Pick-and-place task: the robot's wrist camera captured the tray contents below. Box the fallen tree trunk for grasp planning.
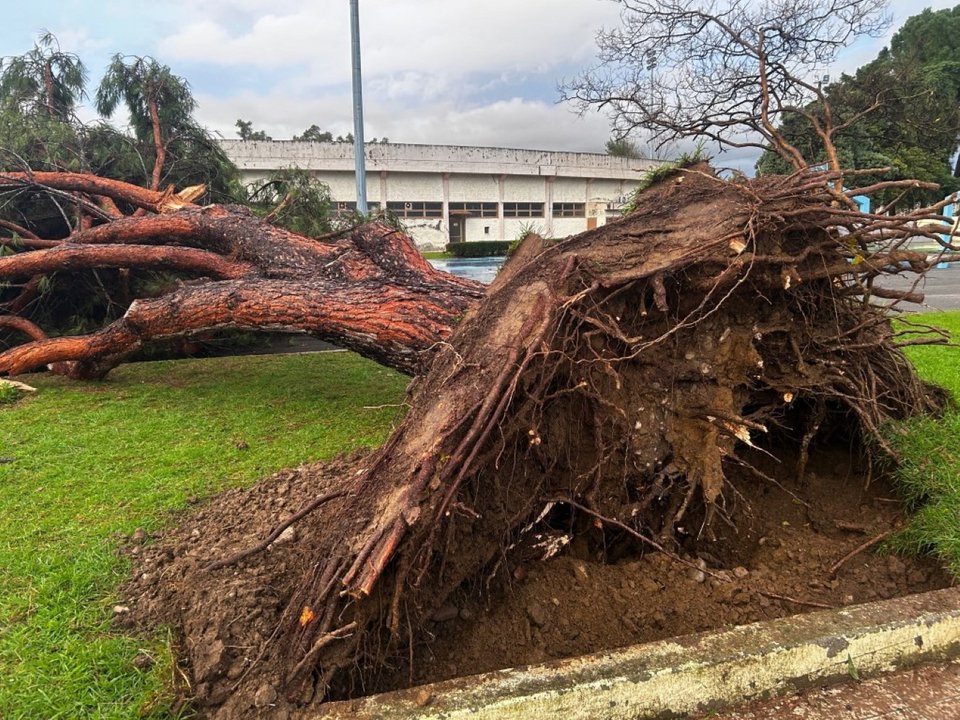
[0,171,484,378]
[153,165,946,717]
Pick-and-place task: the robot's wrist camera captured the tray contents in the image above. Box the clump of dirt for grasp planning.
[120,445,950,719]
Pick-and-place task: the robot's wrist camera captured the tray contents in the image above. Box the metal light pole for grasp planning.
[349,0,368,214]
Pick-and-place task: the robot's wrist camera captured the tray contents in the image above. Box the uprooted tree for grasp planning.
[3,0,960,716]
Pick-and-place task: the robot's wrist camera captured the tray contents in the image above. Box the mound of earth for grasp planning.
[119,443,950,718]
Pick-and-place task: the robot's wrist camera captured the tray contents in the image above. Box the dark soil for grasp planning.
[119,444,951,719]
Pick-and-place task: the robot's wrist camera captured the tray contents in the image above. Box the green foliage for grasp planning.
[605,137,642,158]
[245,168,336,237]
[235,118,271,141]
[757,6,960,207]
[884,311,960,576]
[0,31,86,121]
[0,351,408,718]
[95,55,195,146]
[622,143,708,214]
[293,124,333,142]
[0,381,20,404]
[446,240,513,257]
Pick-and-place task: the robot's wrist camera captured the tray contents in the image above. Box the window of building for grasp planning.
[334,201,381,213]
[386,201,443,218]
[503,202,544,217]
[448,201,498,217]
[552,202,586,218]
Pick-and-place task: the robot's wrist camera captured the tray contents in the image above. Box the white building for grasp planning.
[219,140,660,250]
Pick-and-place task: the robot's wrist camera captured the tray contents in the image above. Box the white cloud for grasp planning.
[159,0,620,88]
[157,0,960,159]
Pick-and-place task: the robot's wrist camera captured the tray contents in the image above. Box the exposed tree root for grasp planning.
[200,165,943,711]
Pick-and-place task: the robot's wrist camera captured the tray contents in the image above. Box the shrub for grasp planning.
[0,382,20,404]
[445,241,513,257]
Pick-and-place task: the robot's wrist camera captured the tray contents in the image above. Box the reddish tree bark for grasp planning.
[0,172,484,379]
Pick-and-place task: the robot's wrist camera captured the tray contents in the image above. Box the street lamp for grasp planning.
[350,0,368,214]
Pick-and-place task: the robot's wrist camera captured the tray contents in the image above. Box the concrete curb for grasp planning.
[314,586,960,719]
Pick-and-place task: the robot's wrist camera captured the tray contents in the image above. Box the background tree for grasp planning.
[0,41,240,349]
[756,5,960,207]
[605,136,642,158]
[96,55,196,190]
[0,31,86,121]
[235,118,272,141]
[562,0,890,186]
[292,124,333,142]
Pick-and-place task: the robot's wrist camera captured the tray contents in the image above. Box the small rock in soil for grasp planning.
[193,637,225,682]
[526,603,548,628]
[112,604,130,615]
[733,566,749,578]
[689,558,707,583]
[459,607,474,621]
[413,688,433,707]
[272,526,297,546]
[254,683,277,708]
[131,527,147,544]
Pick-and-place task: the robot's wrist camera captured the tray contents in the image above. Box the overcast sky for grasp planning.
[1,0,958,167]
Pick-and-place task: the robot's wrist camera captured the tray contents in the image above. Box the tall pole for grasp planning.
[350,0,368,214]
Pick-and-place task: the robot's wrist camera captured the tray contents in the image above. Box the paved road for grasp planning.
[877,266,960,312]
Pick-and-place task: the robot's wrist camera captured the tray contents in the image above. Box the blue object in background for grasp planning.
[941,196,955,243]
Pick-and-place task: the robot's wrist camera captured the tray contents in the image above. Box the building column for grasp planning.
[378,171,388,209]
[497,174,506,241]
[544,176,555,238]
[442,172,450,240]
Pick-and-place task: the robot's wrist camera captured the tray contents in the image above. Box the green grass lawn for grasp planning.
[0,351,408,719]
[886,312,960,574]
